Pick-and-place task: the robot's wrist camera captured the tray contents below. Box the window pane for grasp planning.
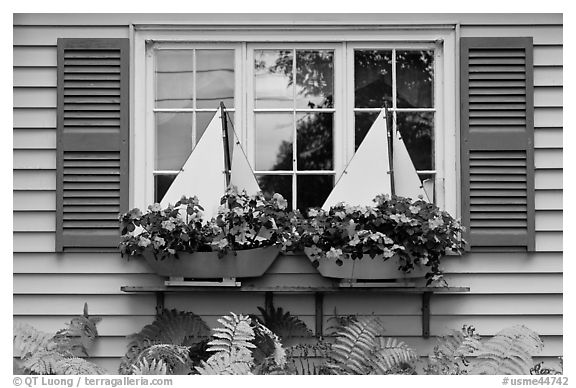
[354,111,380,151]
[254,50,294,109]
[155,50,194,109]
[297,112,333,170]
[396,50,434,108]
[257,175,293,209]
[418,173,435,203]
[297,175,334,212]
[155,174,177,203]
[254,113,293,171]
[196,50,235,109]
[295,50,334,109]
[354,50,392,108]
[155,113,193,170]
[396,112,434,171]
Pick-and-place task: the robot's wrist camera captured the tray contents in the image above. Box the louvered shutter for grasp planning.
[56,38,129,251]
[460,37,535,251]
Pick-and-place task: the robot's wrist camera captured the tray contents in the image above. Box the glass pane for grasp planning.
[297,175,334,213]
[155,174,177,203]
[354,111,379,151]
[155,113,193,170]
[254,50,294,108]
[396,112,434,171]
[155,50,194,109]
[255,113,293,171]
[297,113,333,170]
[396,50,434,108]
[354,50,392,108]
[295,50,334,109]
[257,175,293,209]
[196,50,235,109]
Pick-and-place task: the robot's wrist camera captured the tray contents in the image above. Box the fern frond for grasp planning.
[424,325,481,375]
[57,303,101,355]
[14,323,55,359]
[196,349,253,375]
[371,338,419,375]
[21,349,65,375]
[132,358,168,375]
[471,325,544,375]
[285,342,331,375]
[119,309,210,374]
[255,304,313,345]
[54,357,107,375]
[134,344,191,375]
[326,317,383,375]
[206,313,256,356]
[251,320,286,369]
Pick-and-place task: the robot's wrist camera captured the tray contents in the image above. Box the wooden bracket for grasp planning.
[315,292,324,337]
[155,291,165,316]
[421,292,431,338]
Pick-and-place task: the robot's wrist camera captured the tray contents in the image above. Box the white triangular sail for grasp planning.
[229,135,261,197]
[393,129,430,202]
[322,110,392,210]
[160,107,261,218]
[322,109,429,210]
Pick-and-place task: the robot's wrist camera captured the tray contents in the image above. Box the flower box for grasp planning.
[142,246,281,279]
[304,248,426,280]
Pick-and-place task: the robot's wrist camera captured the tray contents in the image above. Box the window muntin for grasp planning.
[148,41,443,211]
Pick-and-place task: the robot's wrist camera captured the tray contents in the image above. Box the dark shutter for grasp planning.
[56,38,129,252]
[460,37,535,252]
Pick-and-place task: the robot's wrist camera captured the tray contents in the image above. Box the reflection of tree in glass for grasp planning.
[397,112,434,171]
[257,50,434,209]
[258,51,335,210]
[396,51,434,108]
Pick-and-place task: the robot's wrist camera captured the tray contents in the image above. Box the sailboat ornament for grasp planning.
[160,103,260,218]
[160,103,431,217]
[322,108,431,209]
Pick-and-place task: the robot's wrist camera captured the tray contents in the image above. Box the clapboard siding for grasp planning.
[12,251,563,274]
[14,129,57,149]
[13,191,56,211]
[11,314,563,336]
[12,14,563,370]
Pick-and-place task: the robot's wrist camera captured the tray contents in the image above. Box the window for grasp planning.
[134,27,457,215]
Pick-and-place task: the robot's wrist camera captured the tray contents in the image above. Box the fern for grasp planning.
[471,325,544,375]
[206,313,256,355]
[196,350,254,375]
[255,304,313,345]
[55,303,102,356]
[132,358,168,375]
[54,358,107,375]
[119,309,210,374]
[371,337,419,375]
[134,345,190,374]
[284,342,331,375]
[14,304,105,375]
[14,324,55,359]
[21,349,66,375]
[326,317,384,375]
[424,325,481,375]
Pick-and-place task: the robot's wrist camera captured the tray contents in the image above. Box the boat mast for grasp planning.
[220,101,232,186]
[384,104,395,196]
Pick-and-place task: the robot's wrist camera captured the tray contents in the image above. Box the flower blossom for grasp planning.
[326,247,343,260]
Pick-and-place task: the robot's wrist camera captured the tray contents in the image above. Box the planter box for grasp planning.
[304,248,426,280]
[142,246,281,279]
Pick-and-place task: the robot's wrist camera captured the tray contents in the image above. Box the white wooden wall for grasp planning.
[13,13,562,372]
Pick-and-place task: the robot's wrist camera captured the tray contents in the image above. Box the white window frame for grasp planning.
[132,25,458,216]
